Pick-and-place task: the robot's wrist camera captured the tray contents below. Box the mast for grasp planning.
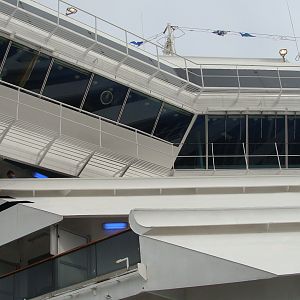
[163,23,176,55]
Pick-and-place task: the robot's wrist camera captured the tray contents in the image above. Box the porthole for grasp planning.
[100,90,114,105]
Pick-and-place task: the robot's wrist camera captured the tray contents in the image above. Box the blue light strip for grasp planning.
[33,172,48,179]
[102,222,128,230]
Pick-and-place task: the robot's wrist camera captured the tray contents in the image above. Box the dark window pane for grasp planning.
[248,115,285,168]
[209,156,246,169]
[0,37,9,67]
[238,70,279,77]
[239,77,280,88]
[154,104,193,144]
[202,69,237,76]
[208,116,226,143]
[1,42,51,93]
[279,71,300,78]
[43,60,90,108]
[203,76,238,87]
[120,90,162,133]
[83,74,128,121]
[175,116,206,169]
[280,78,300,88]
[0,275,13,300]
[288,116,300,168]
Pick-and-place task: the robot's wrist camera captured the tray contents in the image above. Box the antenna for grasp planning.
[163,23,177,55]
[285,0,300,61]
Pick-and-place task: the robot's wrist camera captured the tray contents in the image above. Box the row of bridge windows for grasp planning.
[0,37,193,144]
[176,115,300,169]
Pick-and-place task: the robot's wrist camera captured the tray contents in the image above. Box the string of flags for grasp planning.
[129,26,299,47]
[180,26,298,41]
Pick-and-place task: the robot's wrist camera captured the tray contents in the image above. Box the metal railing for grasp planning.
[2,0,300,109]
[0,80,176,177]
[0,230,141,300]
[175,142,299,170]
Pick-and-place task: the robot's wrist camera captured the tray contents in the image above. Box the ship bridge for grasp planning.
[1,0,300,299]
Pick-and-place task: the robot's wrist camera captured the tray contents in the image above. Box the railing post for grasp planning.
[57,0,60,25]
[211,143,216,171]
[125,30,129,55]
[184,58,189,82]
[59,104,62,136]
[242,142,248,170]
[16,87,20,120]
[275,142,282,170]
[94,17,98,41]
[156,45,160,70]
[135,130,139,159]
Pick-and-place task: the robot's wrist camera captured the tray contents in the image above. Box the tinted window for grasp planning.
[175,115,206,169]
[203,76,239,87]
[239,77,280,88]
[288,116,300,167]
[154,104,193,144]
[43,60,91,107]
[83,74,128,121]
[208,115,246,169]
[0,42,51,93]
[280,78,300,88]
[120,90,162,133]
[202,69,237,76]
[248,115,285,168]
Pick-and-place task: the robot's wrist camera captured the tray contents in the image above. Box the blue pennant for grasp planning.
[240,32,256,38]
[212,30,228,36]
[130,41,144,46]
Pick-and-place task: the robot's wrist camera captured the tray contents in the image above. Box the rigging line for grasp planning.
[178,26,300,40]
[285,0,300,60]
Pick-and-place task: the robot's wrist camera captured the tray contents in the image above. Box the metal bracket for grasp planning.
[113,158,138,178]
[35,136,58,165]
[76,151,96,177]
[0,120,15,145]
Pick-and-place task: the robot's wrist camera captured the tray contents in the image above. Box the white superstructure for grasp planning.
[0,1,300,299]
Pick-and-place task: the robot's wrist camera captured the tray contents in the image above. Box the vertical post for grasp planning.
[95,17,98,41]
[246,114,249,167]
[184,58,189,82]
[135,130,139,159]
[243,142,248,170]
[16,87,20,120]
[99,117,102,148]
[205,114,208,170]
[59,104,62,136]
[57,0,60,25]
[275,142,282,170]
[211,143,216,171]
[285,113,288,169]
[156,45,160,70]
[125,30,129,55]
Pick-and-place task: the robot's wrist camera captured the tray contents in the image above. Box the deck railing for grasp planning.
[0,230,140,300]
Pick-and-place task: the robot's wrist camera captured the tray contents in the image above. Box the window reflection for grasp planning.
[175,116,206,169]
[119,90,162,133]
[0,42,51,93]
[248,115,285,168]
[83,74,128,121]
[43,60,91,108]
[288,115,300,167]
[208,115,246,169]
[154,104,193,144]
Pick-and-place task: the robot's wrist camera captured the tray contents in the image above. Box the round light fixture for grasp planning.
[279,48,288,62]
[66,6,78,16]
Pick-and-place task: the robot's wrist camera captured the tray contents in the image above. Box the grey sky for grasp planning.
[40,0,300,62]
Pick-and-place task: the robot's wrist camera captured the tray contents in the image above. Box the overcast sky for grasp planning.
[39,0,300,62]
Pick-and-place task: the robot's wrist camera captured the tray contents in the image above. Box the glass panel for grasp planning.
[279,70,300,78]
[175,116,206,169]
[83,74,128,121]
[202,69,237,76]
[14,260,54,300]
[56,245,96,290]
[43,60,91,107]
[208,115,246,169]
[238,70,279,77]
[0,42,51,93]
[154,104,193,144]
[248,115,285,168]
[239,77,280,88]
[288,116,300,167]
[0,37,9,69]
[96,231,140,276]
[0,275,14,300]
[280,78,300,88]
[120,90,162,133]
[203,76,239,87]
